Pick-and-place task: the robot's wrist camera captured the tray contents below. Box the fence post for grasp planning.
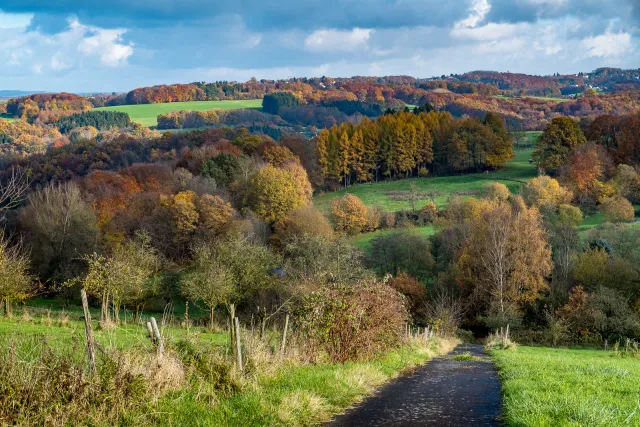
[234,317,243,371]
[150,317,164,357]
[80,289,97,375]
[280,314,290,357]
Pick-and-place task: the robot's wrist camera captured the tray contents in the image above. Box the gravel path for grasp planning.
[327,343,502,427]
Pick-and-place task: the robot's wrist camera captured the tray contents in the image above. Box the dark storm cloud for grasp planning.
[4,0,469,33]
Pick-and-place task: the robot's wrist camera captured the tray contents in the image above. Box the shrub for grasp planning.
[557,204,583,226]
[419,202,438,224]
[383,212,397,228]
[299,280,408,363]
[601,196,635,223]
[387,273,426,321]
[521,176,573,208]
[485,182,510,201]
[365,205,384,232]
[274,206,334,245]
[418,167,429,177]
[331,194,369,235]
[558,286,640,343]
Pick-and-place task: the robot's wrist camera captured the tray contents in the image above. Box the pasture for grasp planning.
[352,225,436,252]
[491,346,640,426]
[314,149,537,213]
[94,99,263,127]
[0,302,453,426]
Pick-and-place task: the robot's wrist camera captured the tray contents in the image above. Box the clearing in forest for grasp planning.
[94,99,263,127]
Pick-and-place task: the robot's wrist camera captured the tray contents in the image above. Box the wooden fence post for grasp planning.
[146,322,154,343]
[150,317,164,357]
[234,317,243,371]
[80,289,97,375]
[280,314,290,357]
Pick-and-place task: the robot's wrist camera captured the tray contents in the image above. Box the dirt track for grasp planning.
[327,343,501,427]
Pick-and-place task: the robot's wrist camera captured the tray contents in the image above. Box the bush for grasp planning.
[601,196,635,223]
[387,273,426,321]
[299,280,408,363]
[485,182,510,201]
[331,194,369,235]
[418,202,438,224]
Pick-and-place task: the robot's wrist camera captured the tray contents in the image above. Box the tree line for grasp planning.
[315,111,513,188]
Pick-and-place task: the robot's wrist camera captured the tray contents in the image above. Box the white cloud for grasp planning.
[454,0,491,29]
[304,28,372,52]
[582,31,632,58]
[76,23,134,67]
[50,52,70,71]
[452,22,521,40]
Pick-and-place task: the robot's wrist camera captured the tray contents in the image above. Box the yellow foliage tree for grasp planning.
[331,194,369,235]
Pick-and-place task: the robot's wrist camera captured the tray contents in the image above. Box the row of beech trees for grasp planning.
[315,111,514,188]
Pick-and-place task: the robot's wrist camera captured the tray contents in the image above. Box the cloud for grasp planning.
[455,0,491,29]
[76,23,134,66]
[50,52,70,70]
[582,31,632,58]
[452,22,521,40]
[304,28,372,52]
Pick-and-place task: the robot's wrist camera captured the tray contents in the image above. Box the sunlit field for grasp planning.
[491,346,640,426]
[94,99,263,127]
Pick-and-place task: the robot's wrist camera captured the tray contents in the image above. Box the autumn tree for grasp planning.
[19,183,98,287]
[181,244,234,328]
[0,235,33,316]
[274,206,334,246]
[245,164,307,224]
[79,231,160,324]
[331,194,369,235]
[533,117,586,173]
[601,196,635,223]
[457,199,552,326]
[521,176,573,208]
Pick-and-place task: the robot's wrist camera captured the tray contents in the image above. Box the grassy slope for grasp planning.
[94,99,263,127]
[491,346,640,426]
[314,149,537,213]
[352,225,436,252]
[0,306,455,426]
[152,339,454,426]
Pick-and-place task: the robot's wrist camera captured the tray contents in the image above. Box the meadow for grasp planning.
[94,99,263,127]
[491,346,640,426]
[314,149,538,213]
[0,303,455,426]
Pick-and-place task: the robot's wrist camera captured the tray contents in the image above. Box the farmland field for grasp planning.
[94,99,263,127]
[314,149,537,213]
[491,346,640,426]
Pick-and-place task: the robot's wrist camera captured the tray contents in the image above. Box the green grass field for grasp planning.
[352,225,436,252]
[314,149,537,213]
[0,301,454,426]
[94,99,263,127]
[491,346,640,426]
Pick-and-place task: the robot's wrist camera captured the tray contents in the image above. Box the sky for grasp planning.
[0,0,639,93]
